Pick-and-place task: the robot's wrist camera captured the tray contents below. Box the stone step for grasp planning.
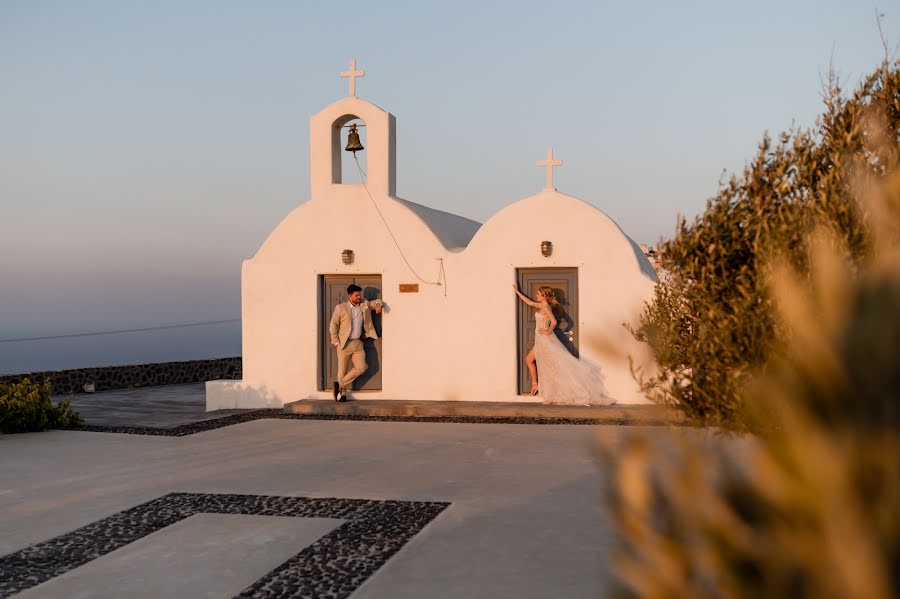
[282,399,686,425]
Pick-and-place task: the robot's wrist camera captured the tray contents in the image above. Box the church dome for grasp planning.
[465,188,657,282]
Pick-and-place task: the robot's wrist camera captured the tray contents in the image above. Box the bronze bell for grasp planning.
[345,124,364,154]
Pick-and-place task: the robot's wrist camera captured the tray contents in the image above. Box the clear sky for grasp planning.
[0,1,895,368]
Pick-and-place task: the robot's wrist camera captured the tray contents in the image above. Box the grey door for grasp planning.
[516,268,579,394]
[320,275,383,390]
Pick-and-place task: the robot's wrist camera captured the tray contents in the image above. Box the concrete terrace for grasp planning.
[1,383,709,598]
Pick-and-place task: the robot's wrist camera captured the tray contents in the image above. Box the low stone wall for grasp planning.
[0,357,242,395]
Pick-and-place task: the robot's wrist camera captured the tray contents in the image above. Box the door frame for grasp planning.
[515,267,580,394]
[318,274,384,391]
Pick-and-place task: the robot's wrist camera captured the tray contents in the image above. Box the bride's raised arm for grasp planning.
[511,283,541,308]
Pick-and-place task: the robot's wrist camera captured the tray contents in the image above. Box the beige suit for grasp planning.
[329,301,379,389]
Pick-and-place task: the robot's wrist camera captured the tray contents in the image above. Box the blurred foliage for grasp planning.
[630,59,900,430]
[602,185,900,598]
[0,378,83,434]
[604,57,900,598]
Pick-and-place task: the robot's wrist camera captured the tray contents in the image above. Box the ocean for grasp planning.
[0,321,241,374]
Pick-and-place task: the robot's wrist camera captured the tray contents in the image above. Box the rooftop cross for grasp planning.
[340,59,365,97]
[536,147,563,190]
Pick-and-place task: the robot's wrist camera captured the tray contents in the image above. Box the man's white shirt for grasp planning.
[349,302,363,340]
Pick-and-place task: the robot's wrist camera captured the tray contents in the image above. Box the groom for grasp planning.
[329,284,383,402]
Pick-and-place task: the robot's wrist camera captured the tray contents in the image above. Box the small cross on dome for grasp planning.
[536,148,563,190]
[340,59,365,97]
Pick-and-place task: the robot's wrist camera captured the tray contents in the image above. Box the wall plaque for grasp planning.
[399,284,419,293]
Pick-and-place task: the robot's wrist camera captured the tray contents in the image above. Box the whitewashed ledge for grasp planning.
[205,379,688,425]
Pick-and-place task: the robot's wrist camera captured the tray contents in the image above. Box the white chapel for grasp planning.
[206,61,658,410]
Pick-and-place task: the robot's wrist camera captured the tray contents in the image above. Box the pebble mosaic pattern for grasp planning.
[65,408,679,436]
[0,492,449,599]
[1,357,242,395]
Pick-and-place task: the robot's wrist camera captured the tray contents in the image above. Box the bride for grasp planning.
[512,283,615,405]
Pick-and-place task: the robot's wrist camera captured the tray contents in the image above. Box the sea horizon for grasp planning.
[0,321,241,375]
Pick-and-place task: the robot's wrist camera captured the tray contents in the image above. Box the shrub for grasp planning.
[601,194,900,598]
[0,378,84,434]
[631,59,900,430]
[602,58,900,598]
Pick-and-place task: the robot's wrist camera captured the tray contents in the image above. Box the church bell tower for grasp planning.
[309,59,397,199]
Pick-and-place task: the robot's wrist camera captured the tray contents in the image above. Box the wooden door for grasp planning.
[516,268,579,394]
[320,275,383,390]
[353,275,383,389]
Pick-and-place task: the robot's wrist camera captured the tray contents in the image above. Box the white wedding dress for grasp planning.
[533,311,615,405]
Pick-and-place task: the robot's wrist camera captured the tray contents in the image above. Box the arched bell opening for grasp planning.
[331,114,368,185]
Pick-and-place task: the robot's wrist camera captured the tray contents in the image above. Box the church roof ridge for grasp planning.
[387,195,482,253]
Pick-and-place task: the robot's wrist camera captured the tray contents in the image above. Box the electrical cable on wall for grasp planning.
[353,154,446,292]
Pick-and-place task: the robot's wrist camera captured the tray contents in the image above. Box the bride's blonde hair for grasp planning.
[536,286,561,311]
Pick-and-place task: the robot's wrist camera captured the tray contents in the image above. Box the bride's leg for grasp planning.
[526,347,539,394]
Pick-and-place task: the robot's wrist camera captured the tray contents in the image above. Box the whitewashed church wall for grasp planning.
[229,187,656,408]
[210,94,657,410]
[450,191,656,405]
[239,184,455,406]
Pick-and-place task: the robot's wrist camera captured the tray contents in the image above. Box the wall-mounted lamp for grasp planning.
[540,240,553,258]
[342,249,354,265]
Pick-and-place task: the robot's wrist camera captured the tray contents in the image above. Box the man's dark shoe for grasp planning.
[333,382,340,402]
[339,393,347,402]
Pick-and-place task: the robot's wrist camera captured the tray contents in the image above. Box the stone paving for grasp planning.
[1,384,722,598]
